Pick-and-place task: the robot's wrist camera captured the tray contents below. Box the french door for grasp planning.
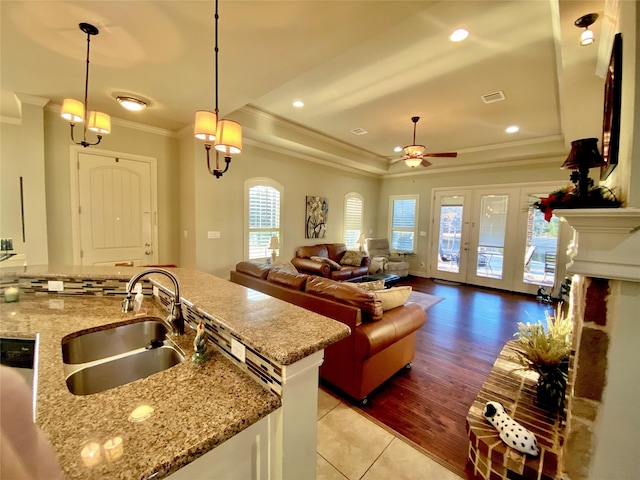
[430,183,569,295]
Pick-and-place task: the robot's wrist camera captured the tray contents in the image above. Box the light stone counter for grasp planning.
[0,266,350,479]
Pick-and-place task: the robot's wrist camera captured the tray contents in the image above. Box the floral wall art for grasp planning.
[305,196,328,238]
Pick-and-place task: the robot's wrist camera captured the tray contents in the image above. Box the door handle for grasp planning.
[145,250,152,255]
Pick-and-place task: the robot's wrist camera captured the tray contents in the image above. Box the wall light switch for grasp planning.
[231,338,246,363]
[207,231,221,239]
[183,230,188,238]
[47,280,64,292]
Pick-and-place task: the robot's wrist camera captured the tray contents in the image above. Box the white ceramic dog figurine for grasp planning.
[483,401,539,456]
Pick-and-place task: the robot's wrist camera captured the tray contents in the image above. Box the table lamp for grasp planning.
[561,138,606,200]
[269,236,279,263]
[356,233,365,252]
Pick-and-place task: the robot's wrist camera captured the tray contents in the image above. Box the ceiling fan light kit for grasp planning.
[400,116,457,168]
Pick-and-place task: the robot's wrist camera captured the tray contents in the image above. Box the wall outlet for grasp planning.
[231,338,246,363]
[207,231,221,239]
[419,231,427,237]
[152,286,159,297]
[47,280,64,292]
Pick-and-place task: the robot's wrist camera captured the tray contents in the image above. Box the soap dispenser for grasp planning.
[133,284,144,313]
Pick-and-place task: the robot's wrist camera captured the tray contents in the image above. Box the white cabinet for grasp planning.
[167,411,277,480]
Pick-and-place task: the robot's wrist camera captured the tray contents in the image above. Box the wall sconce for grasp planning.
[61,23,111,148]
[194,0,242,178]
[269,236,279,264]
[575,13,599,46]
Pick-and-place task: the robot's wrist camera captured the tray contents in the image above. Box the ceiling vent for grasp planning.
[481,91,506,104]
[350,127,368,136]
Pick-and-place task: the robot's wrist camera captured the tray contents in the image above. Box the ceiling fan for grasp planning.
[391,116,457,168]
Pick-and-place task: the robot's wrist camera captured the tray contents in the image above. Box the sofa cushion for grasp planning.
[374,286,412,311]
[326,243,348,263]
[267,269,308,290]
[305,276,383,321]
[340,250,366,266]
[310,256,341,270]
[356,279,385,292]
[235,261,271,280]
[296,244,329,259]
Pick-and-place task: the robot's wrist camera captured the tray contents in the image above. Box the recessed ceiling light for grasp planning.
[394,146,403,153]
[505,125,519,133]
[292,100,304,108]
[116,96,147,111]
[450,28,469,42]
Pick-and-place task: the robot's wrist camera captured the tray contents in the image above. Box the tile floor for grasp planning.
[316,388,463,480]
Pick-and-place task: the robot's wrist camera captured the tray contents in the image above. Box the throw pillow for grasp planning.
[340,250,365,266]
[374,286,412,311]
[271,261,298,274]
[310,256,341,270]
[356,279,385,292]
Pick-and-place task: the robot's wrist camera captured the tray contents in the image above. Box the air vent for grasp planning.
[481,91,506,104]
[350,127,368,136]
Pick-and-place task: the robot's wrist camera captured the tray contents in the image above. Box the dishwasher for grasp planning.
[0,333,39,420]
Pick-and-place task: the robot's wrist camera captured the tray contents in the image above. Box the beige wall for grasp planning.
[189,140,381,279]
[377,159,570,276]
[0,98,48,265]
[42,108,181,266]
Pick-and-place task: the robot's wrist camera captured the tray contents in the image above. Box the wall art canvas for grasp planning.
[600,32,622,180]
[305,196,328,238]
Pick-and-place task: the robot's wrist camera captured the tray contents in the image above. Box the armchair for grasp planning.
[364,238,410,277]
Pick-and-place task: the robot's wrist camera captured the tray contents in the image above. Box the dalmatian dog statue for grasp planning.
[483,401,539,456]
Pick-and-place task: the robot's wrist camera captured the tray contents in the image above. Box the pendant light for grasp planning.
[61,23,111,147]
[194,0,242,178]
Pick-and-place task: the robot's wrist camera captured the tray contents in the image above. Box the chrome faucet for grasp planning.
[121,268,185,335]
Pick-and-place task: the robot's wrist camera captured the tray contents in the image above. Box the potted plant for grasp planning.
[512,308,573,414]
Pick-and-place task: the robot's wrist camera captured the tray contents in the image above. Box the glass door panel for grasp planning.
[523,199,559,288]
[431,191,471,283]
[476,195,508,279]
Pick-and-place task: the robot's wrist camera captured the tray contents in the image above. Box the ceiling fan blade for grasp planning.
[420,159,433,168]
[423,152,458,158]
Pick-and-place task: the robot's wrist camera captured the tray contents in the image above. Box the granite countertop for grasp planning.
[0,266,350,479]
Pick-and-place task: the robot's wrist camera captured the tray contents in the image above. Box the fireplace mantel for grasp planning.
[554,208,640,282]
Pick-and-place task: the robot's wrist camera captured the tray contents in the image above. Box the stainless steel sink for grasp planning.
[62,318,185,396]
[62,318,169,364]
[65,345,184,396]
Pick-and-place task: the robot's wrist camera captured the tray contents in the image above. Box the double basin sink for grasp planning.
[62,318,185,396]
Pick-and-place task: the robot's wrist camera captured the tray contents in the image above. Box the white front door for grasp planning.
[76,152,156,266]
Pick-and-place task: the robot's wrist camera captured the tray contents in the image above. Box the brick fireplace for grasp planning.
[555,208,640,479]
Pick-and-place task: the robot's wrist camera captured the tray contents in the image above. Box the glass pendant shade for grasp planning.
[404,158,422,168]
[87,111,111,134]
[214,119,242,154]
[581,29,594,46]
[61,99,85,123]
[403,144,425,157]
[194,110,217,142]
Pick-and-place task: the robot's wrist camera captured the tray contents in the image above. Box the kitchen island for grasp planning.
[0,265,350,479]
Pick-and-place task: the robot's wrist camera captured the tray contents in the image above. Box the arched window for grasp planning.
[344,192,364,249]
[245,178,283,261]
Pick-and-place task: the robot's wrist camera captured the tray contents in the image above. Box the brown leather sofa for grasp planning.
[290,243,370,280]
[230,261,426,404]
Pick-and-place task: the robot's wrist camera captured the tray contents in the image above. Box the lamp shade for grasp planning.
[356,233,365,245]
[269,236,279,250]
[194,110,217,142]
[404,157,423,168]
[87,111,111,134]
[561,138,605,170]
[214,119,242,155]
[581,29,595,46]
[61,99,85,123]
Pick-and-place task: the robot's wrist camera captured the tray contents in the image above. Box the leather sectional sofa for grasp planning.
[230,261,426,404]
[290,243,370,280]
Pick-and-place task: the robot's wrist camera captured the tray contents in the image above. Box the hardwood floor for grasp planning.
[338,276,555,478]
